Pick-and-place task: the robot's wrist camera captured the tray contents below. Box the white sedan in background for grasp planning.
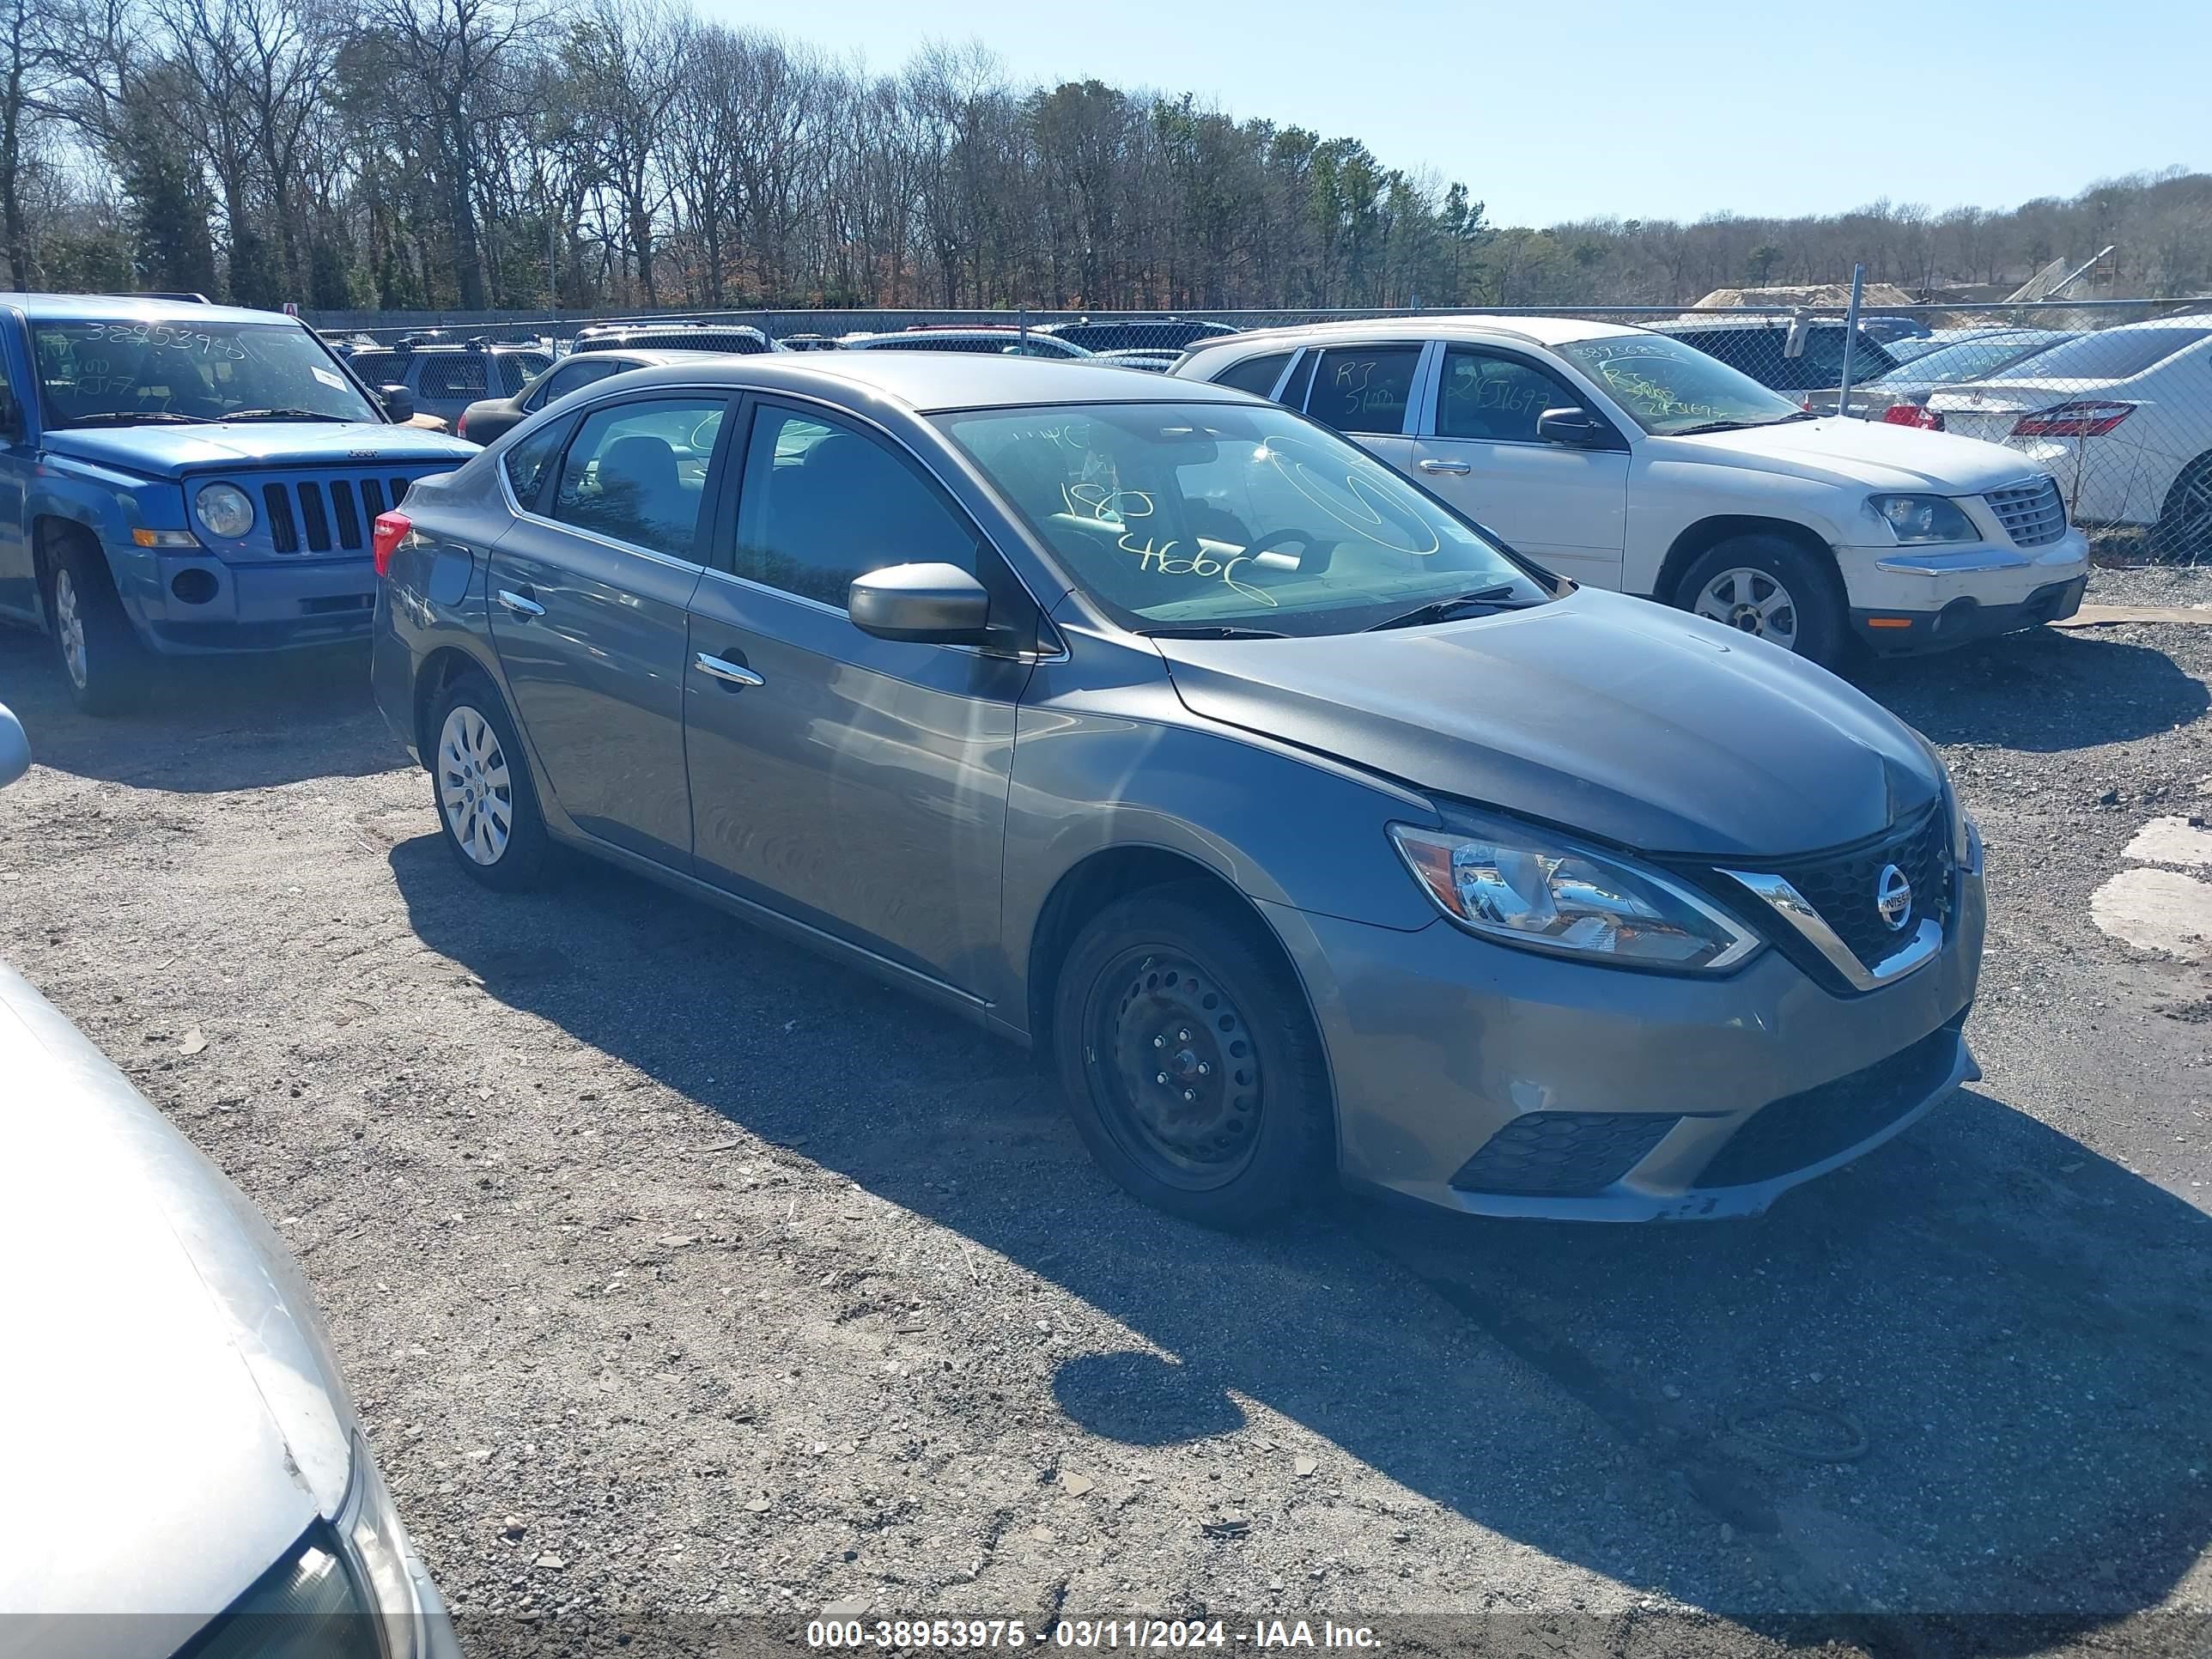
[0,707,459,1659]
[1173,317,2091,665]
[1926,313,2212,561]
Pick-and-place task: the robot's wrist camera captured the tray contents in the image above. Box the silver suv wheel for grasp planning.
[1693,566,1800,651]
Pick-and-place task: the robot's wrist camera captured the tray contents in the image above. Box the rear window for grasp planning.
[1985,326,2209,382]
[1212,351,1292,398]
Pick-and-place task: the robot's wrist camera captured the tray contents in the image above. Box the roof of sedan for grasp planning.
[2,292,302,326]
[613,352,1255,412]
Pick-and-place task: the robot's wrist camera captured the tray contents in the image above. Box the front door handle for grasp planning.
[495,587,545,618]
[694,652,764,689]
[1418,459,1472,475]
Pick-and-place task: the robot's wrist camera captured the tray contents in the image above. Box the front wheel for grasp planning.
[1050,884,1334,1230]
[1674,533,1848,668]
[46,539,150,716]
[428,672,553,890]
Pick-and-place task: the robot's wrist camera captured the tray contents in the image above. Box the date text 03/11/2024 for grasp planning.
[805,1618,1383,1649]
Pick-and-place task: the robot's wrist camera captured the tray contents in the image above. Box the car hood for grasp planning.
[1653,415,2041,493]
[40,420,477,478]
[0,962,355,1650]
[1155,586,1941,858]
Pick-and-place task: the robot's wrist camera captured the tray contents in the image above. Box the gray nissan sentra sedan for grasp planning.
[368,355,1984,1229]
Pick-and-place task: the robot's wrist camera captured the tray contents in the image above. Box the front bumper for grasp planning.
[124,550,380,654]
[1258,858,1984,1220]
[1838,526,2089,653]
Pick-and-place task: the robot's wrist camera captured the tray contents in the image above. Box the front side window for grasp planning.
[1304,346,1422,434]
[1553,333,1805,435]
[550,397,727,560]
[732,405,980,607]
[1437,349,1578,443]
[939,401,1551,637]
[30,319,381,428]
[1212,351,1293,399]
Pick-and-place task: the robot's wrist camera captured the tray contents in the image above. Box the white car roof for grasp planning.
[1182,313,1651,357]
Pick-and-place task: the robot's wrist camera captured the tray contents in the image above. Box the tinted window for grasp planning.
[1985,325,2209,382]
[1304,346,1422,434]
[502,420,568,507]
[1213,352,1292,398]
[1438,349,1577,442]
[530,356,622,410]
[415,355,487,398]
[1865,332,2072,386]
[550,398,726,559]
[732,406,978,607]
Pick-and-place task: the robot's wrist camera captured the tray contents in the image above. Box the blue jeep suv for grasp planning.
[0,294,477,713]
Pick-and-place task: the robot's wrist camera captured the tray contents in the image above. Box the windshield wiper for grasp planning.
[1671,411,1817,435]
[1136,624,1288,641]
[62,410,215,428]
[217,408,356,423]
[1364,585,1539,632]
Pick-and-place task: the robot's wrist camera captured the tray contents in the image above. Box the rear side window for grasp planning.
[1304,345,1423,434]
[732,405,979,607]
[1212,351,1292,398]
[502,420,568,507]
[415,355,487,398]
[550,397,728,560]
[530,356,622,410]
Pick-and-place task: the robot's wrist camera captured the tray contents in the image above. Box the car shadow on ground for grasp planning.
[1850,627,2208,750]
[0,633,396,792]
[391,836,2212,1645]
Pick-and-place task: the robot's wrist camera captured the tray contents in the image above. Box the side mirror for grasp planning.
[1536,406,1614,448]
[0,703,30,790]
[848,562,993,645]
[378,384,416,423]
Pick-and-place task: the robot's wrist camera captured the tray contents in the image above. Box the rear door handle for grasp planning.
[694,652,764,689]
[1418,459,1472,475]
[495,587,544,618]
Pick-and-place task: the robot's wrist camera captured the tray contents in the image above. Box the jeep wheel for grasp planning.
[46,538,151,716]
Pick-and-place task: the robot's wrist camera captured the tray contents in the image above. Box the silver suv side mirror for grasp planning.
[0,704,28,790]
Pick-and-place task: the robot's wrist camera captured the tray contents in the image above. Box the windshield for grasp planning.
[937,402,1554,636]
[31,319,381,428]
[1552,333,1804,434]
[1865,332,2072,386]
[1984,325,2209,383]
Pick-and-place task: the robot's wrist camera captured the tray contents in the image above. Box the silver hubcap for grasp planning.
[1694,567,1800,651]
[437,705,514,866]
[54,570,88,690]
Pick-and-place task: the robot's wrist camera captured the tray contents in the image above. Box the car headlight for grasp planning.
[195,482,257,540]
[1389,813,1760,971]
[1944,779,1982,875]
[1869,493,1975,544]
[195,1437,422,1659]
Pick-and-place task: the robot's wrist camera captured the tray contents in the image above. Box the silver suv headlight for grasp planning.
[1869,493,1975,544]
[1390,812,1760,971]
[195,482,257,540]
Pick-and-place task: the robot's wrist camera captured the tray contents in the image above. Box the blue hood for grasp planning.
[40,421,477,479]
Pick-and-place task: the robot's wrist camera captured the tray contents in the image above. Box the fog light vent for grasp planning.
[170,568,219,605]
[1450,1112,1680,1196]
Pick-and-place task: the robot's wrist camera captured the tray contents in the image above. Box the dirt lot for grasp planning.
[3,571,2210,1658]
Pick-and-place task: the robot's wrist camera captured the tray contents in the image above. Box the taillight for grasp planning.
[2012,401,2136,438]
[371,510,411,578]
[1881,404,1944,430]
[454,411,470,439]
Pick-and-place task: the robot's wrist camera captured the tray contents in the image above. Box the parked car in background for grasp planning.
[1856,315,1934,347]
[454,348,724,445]
[1646,315,1902,401]
[337,339,552,429]
[1924,314,2212,560]
[776,333,842,351]
[1814,328,2080,422]
[1094,348,1182,373]
[838,327,1095,358]
[0,293,477,713]
[369,353,1984,1229]
[1038,317,1240,354]
[568,322,776,356]
[0,701,462,1659]
[1173,316,2087,665]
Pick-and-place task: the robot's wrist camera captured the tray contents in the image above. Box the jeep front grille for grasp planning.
[262,475,415,555]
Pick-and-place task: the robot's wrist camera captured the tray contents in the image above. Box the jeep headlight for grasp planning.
[1869,493,1975,544]
[195,483,257,540]
[1390,812,1760,971]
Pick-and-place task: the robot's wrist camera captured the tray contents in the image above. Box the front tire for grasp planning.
[46,538,150,716]
[1050,883,1334,1230]
[1674,533,1848,667]
[2151,453,2212,564]
[428,672,552,890]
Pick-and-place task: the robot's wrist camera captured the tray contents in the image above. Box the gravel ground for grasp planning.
[3,569,2209,1659]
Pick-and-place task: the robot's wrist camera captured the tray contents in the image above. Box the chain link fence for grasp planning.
[313,297,2212,562]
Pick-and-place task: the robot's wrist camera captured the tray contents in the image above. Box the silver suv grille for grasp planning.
[1984,476,2067,548]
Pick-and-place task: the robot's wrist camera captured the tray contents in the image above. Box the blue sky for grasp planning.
[694,0,2206,227]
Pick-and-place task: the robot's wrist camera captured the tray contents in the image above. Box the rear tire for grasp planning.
[1674,533,1849,668]
[2150,452,2212,564]
[428,672,553,890]
[46,536,150,716]
[1050,882,1334,1230]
